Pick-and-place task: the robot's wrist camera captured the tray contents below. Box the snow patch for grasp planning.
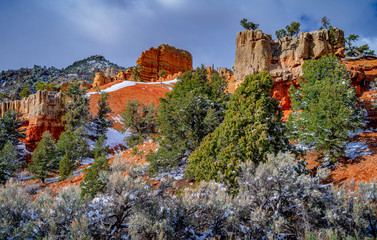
[106,128,131,148]
[152,165,185,181]
[86,78,177,96]
[345,141,372,160]
[81,158,95,165]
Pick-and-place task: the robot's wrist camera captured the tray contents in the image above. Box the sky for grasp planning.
[0,0,377,71]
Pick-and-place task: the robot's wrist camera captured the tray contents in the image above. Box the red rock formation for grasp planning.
[343,59,377,95]
[0,90,65,151]
[136,44,192,82]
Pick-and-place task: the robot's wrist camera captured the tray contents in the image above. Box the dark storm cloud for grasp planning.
[0,0,376,71]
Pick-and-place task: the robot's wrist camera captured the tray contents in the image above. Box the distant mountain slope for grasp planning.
[0,55,126,101]
[63,55,126,75]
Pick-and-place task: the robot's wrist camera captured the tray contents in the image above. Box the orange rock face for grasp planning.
[136,44,192,82]
[343,58,377,95]
[92,71,128,88]
[88,80,174,129]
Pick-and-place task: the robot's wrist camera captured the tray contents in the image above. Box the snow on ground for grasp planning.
[152,165,185,181]
[106,128,131,148]
[345,141,372,160]
[81,158,95,165]
[86,79,177,96]
[17,142,31,156]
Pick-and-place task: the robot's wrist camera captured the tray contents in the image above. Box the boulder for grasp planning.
[92,72,111,88]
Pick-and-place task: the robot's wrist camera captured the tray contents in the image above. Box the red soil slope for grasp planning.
[88,81,173,129]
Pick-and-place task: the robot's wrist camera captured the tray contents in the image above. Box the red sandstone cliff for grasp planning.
[136,44,192,82]
[233,28,363,109]
[0,90,65,151]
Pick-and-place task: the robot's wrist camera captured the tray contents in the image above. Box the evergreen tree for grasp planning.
[28,131,59,183]
[287,54,364,162]
[63,81,90,133]
[92,92,113,139]
[56,129,88,167]
[80,135,109,198]
[276,21,301,38]
[60,81,90,168]
[19,86,31,98]
[121,100,158,148]
[240,18,259,30]
[0,142,18,184]
[186,71,292,190]
[321,16,330,29]
[59,153,72,181]
[147,66,230,174]
[0,110,26,151]
[275,29,287,40]
[345,34,375,57]
[286,21,300,37]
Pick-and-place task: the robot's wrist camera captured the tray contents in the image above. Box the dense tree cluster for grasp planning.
[186,71,293,189]
[146,66,230,174]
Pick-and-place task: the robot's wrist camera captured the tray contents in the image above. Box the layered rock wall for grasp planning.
[136,44,192,82]
[234,28,345,109]
[0,90,65,151]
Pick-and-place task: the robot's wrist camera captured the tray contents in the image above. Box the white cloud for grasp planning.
[359,37,377,52]
[157,0,187,8]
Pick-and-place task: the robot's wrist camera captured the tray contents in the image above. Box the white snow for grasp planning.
[81,158,95,165]
[345,141,372,160]
[105,128,131,148]
[86,78,177,96]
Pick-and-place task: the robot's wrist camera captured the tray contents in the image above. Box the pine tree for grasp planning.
[28,131,59,183]
[240,18,259,30]
[287,54,364,162]
[147,66,230,174]
[63,81,90,133]
[59,153,72,181]
[186,71,292,190]
[0,141,18,184]
[92,92,113,140]
[56,129,88,167]
[0,110,26,150]
[121,100,158,148]
[80,135,109,198]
